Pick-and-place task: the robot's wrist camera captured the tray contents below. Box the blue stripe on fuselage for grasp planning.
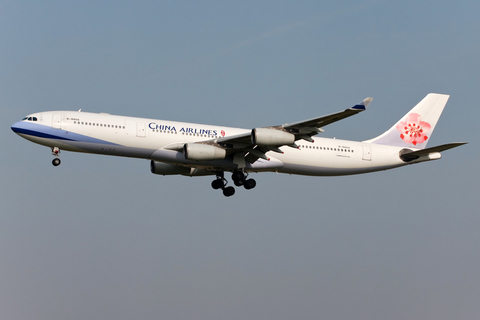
[11,121,119,145]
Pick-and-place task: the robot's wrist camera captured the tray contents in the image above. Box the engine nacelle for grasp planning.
[150,161,190,175]
[183,143,226,161]
[251,128,295,146]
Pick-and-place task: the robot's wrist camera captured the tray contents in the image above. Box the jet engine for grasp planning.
[150,161,190,175]
[251,128,295,146]
[150,161,216,176]
[183,143,226,161]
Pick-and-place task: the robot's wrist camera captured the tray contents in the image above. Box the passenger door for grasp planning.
[362,145,371,161]
[136,122,146,137]
[52,114,62,129]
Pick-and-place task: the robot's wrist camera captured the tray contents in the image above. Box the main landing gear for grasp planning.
[211,171,256,197]
[51,147,61,166]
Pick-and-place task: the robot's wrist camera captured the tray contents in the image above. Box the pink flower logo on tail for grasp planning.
[396,113,431,146]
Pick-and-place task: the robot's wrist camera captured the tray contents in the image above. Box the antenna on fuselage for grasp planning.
[78,109,82,112]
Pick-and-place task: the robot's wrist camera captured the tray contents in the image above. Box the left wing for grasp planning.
[178,97,372,166]
[280,97,372,142]
[220,97,372,143]
[217,97,371,164]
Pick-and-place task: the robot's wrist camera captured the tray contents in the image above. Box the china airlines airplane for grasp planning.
[11,93,465,196]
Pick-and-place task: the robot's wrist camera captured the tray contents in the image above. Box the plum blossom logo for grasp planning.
[396,113,431,146]
[221,130,225,137]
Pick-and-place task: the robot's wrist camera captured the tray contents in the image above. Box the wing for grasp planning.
[203,97,373,165]
[172,97,372,168]
[281,97,372,142]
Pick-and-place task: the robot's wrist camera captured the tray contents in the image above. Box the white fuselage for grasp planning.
[12,110,433,176]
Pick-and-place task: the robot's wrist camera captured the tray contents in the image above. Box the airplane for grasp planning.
[11,93,466,197]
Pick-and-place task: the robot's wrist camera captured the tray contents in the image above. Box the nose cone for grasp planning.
[11,121,23,134]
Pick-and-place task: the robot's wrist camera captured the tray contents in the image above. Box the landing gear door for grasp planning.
[136,122,146,137]
[362,145,371,161]
[52,114,62,129]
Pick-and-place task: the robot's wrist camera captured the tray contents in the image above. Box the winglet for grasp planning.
[350,97,373,111]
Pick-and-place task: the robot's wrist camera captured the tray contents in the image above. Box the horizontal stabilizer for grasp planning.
[400,142,467,162]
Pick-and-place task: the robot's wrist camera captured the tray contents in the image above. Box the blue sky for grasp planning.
[1,1,479,319]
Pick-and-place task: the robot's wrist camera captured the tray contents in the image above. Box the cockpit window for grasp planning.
[22,116,38,121]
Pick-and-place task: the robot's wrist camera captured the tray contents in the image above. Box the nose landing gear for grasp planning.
[51,147,61,166]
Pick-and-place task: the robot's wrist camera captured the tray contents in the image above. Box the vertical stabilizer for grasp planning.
[364,93,449,149]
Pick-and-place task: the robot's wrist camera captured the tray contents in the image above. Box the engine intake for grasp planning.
[251,128,295,146]
[184,143,226,161]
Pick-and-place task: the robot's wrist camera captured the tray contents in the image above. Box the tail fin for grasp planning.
[364,93,449,149]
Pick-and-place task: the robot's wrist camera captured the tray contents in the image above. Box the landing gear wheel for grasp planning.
[52,158,61,166]
[244,179,256,190]
[223,186,235,197]
[211,179,224,190]
[232,171,246,187]
[232,171,244,182]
